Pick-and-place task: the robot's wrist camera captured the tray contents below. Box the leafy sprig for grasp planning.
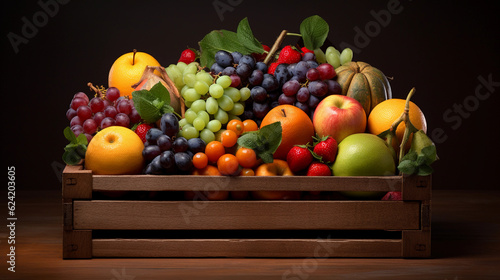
[62,127,88,165]
[132,81,176,123]
[237,121,282,163]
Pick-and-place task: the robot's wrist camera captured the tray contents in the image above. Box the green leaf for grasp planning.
[300,15,329,50]
[149,81,171,105]
[398,160,417,175]
[236,122,282,163]
[258,152,274,164]
[237,132,260,149]
[415,154,427,166]
[199,30,241,67]
[237,17,264,54]
[258,122,282,155]
[417,164,434,176]
[64,126,77,143]
[132,82,173,123]
[198,18,263,67]
[401,150,418,162]
[421,145,438,165]
[62,150,82,166]
[76,133,88,146]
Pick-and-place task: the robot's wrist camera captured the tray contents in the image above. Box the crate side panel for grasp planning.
[92,175,403,192]
[74,201,420,230]
[92,238,402,258]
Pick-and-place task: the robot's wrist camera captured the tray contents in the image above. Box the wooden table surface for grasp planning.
[2,189,499,280]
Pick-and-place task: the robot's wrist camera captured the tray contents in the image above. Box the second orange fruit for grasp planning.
[260,105,315,160]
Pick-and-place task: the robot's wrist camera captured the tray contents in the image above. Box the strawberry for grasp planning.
[252,44,271,61]
[312,136,338,163]
[287,145,313,172]
[178,49,196,64]
[135,123,153,143]
[306,162,332,176]
[300,47,314,56]
[277,45,301,64]
[268,62,279,75]
[381,192,402,201]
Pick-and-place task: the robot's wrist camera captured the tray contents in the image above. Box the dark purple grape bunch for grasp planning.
[279,61,341,118]
[65,87,141,143]
[210,50,281,125]
[143,113,205,175]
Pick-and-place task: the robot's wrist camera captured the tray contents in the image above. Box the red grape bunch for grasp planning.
[65,87,141,143]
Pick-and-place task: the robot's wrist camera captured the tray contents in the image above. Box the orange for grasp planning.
[220,130,238,147]
[227,119,245,136]
[108,50,161,98]
[192,165,221,176]
[260,105,315,160]
[217,154,240,176]
[192,152,208,169]
[205,141,225,163]
[242,119,258,132]
[85,126,144,174]
[236,147,257,168]
[367,99,427,151]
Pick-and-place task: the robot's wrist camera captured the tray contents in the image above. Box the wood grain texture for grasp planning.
[93,238,402,258]
[92,174,403,192]
[62,165,92,201]
[13,190,500,279]
[73,200,420,230]
[62,230,92,259]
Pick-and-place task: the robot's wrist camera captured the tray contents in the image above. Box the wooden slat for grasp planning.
[92,175,403,192]
[93,238,402,258]
[74,200,420,230]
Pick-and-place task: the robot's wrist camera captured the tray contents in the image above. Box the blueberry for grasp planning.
[255,61,268,73]
[239,55,256,68]
[214,50,234,67]
[231,51,243,64]
[210,63,224,74]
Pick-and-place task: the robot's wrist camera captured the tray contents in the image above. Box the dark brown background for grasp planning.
[2,0,499,190]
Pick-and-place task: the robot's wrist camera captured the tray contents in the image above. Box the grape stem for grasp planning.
[264,30,288,65]
[87,82,105,98]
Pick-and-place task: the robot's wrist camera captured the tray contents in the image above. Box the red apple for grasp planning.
[313,95,367,143]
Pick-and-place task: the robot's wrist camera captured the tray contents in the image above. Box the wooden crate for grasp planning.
[62,165,431,259]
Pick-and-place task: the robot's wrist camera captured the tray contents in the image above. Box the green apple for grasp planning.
[332,133,396,199]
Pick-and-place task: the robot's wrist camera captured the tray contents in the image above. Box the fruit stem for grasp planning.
[87,82,104,98]
[286,32,301,37]
[281,108,287,118]
[264,29,288,65]
[132,49,137,65]
[390,87,419,165]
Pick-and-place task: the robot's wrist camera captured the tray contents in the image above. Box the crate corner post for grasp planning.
[62,165,93,259]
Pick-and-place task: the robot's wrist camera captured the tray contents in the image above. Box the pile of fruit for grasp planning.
[62,15,438,200]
